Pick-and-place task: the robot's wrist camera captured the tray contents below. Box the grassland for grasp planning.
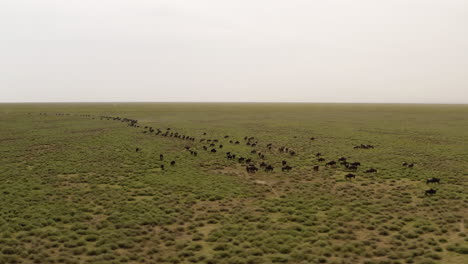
[0,103,467,264]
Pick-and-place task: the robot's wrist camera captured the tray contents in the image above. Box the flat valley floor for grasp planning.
[0,103,467,264]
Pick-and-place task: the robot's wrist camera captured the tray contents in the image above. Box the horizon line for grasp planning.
[0,101,467,105]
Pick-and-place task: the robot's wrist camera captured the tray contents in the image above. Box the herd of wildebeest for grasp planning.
[41,112,442,196]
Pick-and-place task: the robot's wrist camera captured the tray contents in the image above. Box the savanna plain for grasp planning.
[0,103,467,264]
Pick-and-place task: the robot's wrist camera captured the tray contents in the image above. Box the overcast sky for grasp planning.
[1,0,467,103]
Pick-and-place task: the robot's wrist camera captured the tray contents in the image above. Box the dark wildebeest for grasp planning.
[313,165,319,171]
[203,146,208,151]
[350,162,361,167]
[265,165,274,172]
[160,154,164,161]
[310,137,315,140]
[316,152,322,157]
[345,173,355,180]
[136,148,140,152]
[211,148,217,153]
[347,165,358,171]
[238,157,245,163]
[426,178,440,184]
[402,162,408,167]
[160,165,165,170]
[246,164,258,173]
[235,141,240,145]
[289,151,296,156]
[245,158,252,163]
[407,163,415,168]
[326,161,337,167]
[170,161,175,166]
[318,158,326,162]
[282,165,293,172]
[219,145,223,149]
[425,189,437,195]
[365,168,377,173]
[338,157,346,162]
[282,160,287,166]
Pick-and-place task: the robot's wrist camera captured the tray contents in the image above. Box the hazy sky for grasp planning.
[1,0,467,103]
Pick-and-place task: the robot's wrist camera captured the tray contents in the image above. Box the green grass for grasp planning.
[0,103,467,264]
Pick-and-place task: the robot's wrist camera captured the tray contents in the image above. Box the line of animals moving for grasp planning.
[38,112,442,196]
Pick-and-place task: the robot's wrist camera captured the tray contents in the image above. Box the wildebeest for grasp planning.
[425,188,437,195]
[316,152,322,157]
[170,161,175,166]
[365,168,377,173]
[313,165,319,171]
[310,137,315,140]
[160,154,164,161]
[238,157,245,163]
[338,157,346,162]
[426,177,440,184]
[345,173,355,180]
[282,160,287,166]
[246,164,258,173]
[211,148,217,153]
[265,165,274,172]
[160,165,165,170]
[326,161,336,167]
[402,162,408,167]
[318,158,326,162]
[219,145,223,149]
[407,163,414,168]
[135,148,140,152]
[282,165,293,172]
[350,162,361,167]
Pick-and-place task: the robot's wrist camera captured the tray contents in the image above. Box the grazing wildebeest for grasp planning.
[245,158,252,163]
[235,141,240,145]
[350,162,361,167]
[211,148,217,153]
[338,157,346,162]
[265,165,274,172]
[407,163,414,168]
[425,189,437,195]
[365,168,377,173]
[246,164,258,173]
[316,152,322,157]
[160,154,164,161]
[209,143,215,147]
[282,160,287,166]
[224,135,229,138]
[426,177,440,184]
[289,151,296,156]
[260,162,267,168]
[238,157,245,163]
[219,145,223,149]
[251,150,257,154]
[345,173,355,180]
[193,151,198,157]
[347,165,358,171]
[203,146,208,151]
[310,137,315,140]
[402,162,408,167]
[160,165,165,170]
[282,165,293,172]
[318,158,326,162]
[170,161,175,166]
[313,165,319,171]
[136,148,140,152]
[326,161,336,167]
